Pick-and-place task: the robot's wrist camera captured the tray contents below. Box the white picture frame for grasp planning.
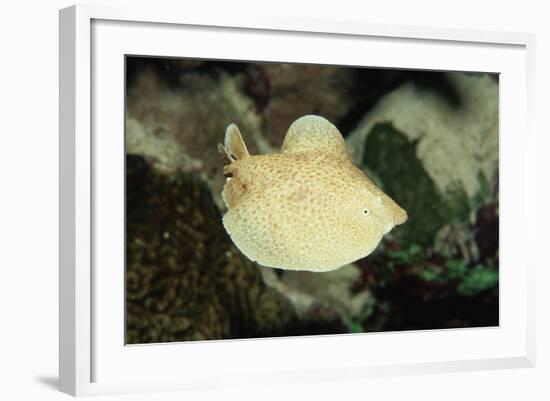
[59,4,536,397]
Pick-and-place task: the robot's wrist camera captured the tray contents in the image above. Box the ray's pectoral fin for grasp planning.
[281,115,348,158]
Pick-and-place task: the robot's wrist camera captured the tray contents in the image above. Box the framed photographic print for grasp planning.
[59,4,536,397]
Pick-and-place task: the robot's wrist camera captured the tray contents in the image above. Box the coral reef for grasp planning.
[347,73,499,198]
[126,154,297,343]
[347,73,498,243]
[126,65,263,208]
[346,73,499,332]
[125,57,499,343]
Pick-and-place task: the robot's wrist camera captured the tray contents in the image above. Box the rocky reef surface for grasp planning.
[125,58,499,342]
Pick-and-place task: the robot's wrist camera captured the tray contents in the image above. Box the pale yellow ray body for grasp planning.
[218,115,407,272]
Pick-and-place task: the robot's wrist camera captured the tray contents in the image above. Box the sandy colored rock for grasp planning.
[347,73,499,199]
[126,66,263,208]
[260,264,374,322]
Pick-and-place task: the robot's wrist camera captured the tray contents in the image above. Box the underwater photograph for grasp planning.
[125,56,499,344]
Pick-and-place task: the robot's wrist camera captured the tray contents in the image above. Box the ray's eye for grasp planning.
[363,209,369,215]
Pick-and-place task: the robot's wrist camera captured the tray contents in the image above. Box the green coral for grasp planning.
[387,243,422,262]
[444,259,498,296]
[382,242,498,297]
[445,259,469,279]
[456,264,499,296]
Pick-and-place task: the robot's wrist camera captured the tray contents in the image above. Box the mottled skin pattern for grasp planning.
[220,115,407,272]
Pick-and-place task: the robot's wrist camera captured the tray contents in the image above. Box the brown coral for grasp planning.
[126,154,296,343]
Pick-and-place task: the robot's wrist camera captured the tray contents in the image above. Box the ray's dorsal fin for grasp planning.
[281,115,348,158]
[224,123,250,161]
